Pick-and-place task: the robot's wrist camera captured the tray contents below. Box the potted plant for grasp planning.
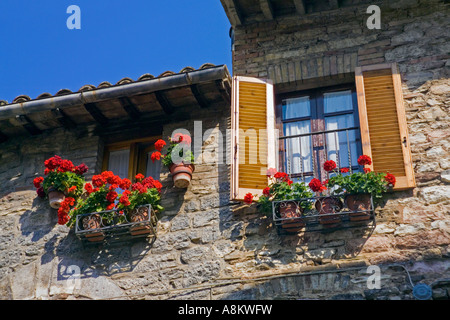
[33,155,88,209]
[245,169,313,233]
[151,134,195,188]
[60,170,126,242]
[309,173,343,228]
[326,155,396,221]
[116,173,164,236]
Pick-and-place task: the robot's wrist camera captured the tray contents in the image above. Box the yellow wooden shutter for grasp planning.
[231,76,276,200]
[355,63,415,190]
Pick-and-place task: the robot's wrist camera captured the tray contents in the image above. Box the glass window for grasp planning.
[278,86,362,182]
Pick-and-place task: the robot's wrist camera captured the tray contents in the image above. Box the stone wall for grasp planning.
[0,0,449,300]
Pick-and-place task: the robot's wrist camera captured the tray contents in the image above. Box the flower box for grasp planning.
[74,204,158,245]
[272,194,375,234]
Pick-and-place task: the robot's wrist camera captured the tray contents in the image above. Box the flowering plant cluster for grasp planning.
[151,133,195,168]
[33,155,88,199]
[243,169,313,216]
[323,155,396,199]
[60,171,163,227]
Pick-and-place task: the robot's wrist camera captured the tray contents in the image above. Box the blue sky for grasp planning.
[0,1,232,103]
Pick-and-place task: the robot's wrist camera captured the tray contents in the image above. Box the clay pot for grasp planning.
[345,193,372,222]
[169,163,195,188]
[279,201,305,233]
[129,206,151,236]
[82,214,104,242]
[48,187,65,209]
[315,197,343,227]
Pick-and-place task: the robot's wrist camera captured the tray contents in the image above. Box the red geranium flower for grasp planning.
[84,183,94,195]
[154,139,166,152]
[358,155,372,166]
[119,178,131,190]
[44,155,62,170]
[385,173,396,186]
[151,151,162,163]
[74,163,88,175]
[92,174,106,188]
[58,159,74,173]
[106,191,118,203]
[36,187,46,198]
[340,167,349,173]
[244,192,253,204]
[364,168,371,173]
[135,173,145,181]
[263,187,271,196]
[309,178,326,193]
[33,177,44,188]
[323,160,336,172]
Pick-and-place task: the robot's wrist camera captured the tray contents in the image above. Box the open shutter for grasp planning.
[355,63,415,190]
[231,76,276,200]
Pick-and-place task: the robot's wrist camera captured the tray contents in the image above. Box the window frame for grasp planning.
[102,136,162,181]
[276,83,363,181]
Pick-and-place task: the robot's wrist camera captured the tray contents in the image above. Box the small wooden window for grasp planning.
[102,137,162,181]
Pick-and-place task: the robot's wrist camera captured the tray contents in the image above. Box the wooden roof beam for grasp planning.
[221,0,244,26]
[119,97,142,120]
[190,84,210,109]
[293,0,306,15]
[15,115,42,135]
[154,91,175,115]
[84,102,109,125]
[51,108,77,129]
[260,0,274,20]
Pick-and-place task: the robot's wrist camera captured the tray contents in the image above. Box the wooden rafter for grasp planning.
[154,91,175,114]
[260,0,274,20]
[15,115,42,135]
[119,97,142,120]
[190,84,209,108]
[52,108,77,129]
[221,0,244,26]
[84,102,109,125]
[293,0,306,15]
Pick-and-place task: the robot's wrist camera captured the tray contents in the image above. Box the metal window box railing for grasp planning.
[75,204,158,245]
[272,194,376,234]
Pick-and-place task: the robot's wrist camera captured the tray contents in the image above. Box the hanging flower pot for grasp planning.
[129,205,152,236]
[279,201,305,233]
[47,187,66,209]
[345,193,372,222]
[315,197,343,227]
[81,213,105,242]
[169,163,195,188]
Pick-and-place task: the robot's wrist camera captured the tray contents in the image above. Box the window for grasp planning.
[230,62,415,201]
[278,85,362,183]
[102,137,162,181]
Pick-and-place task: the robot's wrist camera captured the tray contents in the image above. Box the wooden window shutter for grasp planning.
[355,63,415,190]
[231,76,277,200]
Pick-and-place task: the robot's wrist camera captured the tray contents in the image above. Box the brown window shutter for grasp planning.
[355,63,416,190]
[231,76,277,200]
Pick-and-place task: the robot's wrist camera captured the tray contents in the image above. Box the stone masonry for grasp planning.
[0,0,449,300]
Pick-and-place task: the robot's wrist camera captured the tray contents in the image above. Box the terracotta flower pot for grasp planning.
[129,206,151,236]
[315,197,343,228]
[82,213,105,242]
[345,193,372,222]
[169,163,195,188]
[279,202,305,233]
[48,187,65,209]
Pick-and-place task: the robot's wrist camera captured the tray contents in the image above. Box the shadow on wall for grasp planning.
[18,197,156,281]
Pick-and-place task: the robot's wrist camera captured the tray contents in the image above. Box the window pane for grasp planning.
[284,120,312,175]
[146,153,161,180]
[108,149,130,179]
[282,96,310,119]
[324,90,353,113]
[325,114,358,169]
